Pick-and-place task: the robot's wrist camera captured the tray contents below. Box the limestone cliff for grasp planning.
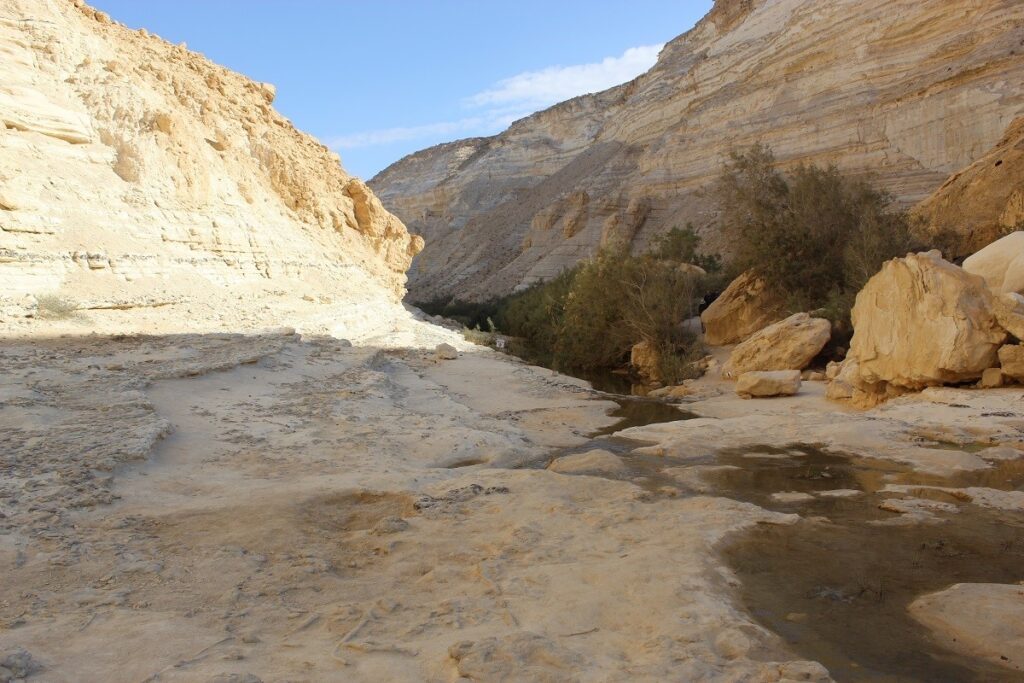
[372,0,1024,302]
[0,0,422,325]
[915,116,1024,256]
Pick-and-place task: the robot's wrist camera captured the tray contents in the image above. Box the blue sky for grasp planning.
[91,1,713,179]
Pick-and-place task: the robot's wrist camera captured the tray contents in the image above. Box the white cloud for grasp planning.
[329,44,662,151]
[328,118,486,150]
[465,44,663,110]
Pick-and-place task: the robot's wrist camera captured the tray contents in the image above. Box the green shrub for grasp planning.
[461,317,498,347]
[417,297,499,331]
[716,144,919,332]
[495,267,578,367]
[496,250,707,383]
[653,224,723,274]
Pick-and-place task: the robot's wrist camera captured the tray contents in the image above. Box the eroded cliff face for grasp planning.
[916,116,1024,256]
[0,0,422,325]
[372,0,1024,303]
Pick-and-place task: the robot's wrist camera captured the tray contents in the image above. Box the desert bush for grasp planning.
[495,267,578,366]
[417,297,499,331]
[35,294,78,319]
[716,144,918,332]
[496,249,707,383]
[461,317,498,347]
[653,224,723,274]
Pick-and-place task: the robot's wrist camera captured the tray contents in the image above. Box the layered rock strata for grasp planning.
[372,0,1024,302]
[916,118,1024,256]
[0,0,421,326]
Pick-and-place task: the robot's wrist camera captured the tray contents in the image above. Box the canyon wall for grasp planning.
[372,0,1024,302]
[0,0,422,325]
[916,116,1024,255]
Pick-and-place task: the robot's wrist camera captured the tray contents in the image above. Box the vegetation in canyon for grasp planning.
[424,146,926,380]
[716,144,920,337]
[423,227,718,384]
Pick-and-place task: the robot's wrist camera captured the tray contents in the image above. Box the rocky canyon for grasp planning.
[372,0,1024,302]
[2,1,1024,682]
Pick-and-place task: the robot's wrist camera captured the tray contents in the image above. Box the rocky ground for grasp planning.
[0,307,812,683]
[1,309,1023,682]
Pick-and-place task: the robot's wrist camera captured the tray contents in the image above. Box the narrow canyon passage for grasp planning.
[3,0,1023,680]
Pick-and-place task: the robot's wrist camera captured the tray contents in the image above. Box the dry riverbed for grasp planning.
[1,316,1023,682]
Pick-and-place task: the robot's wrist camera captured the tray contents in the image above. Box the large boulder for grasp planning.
[735,370,802,399]
[998,344,1024,382]
[722,313,831,379]
[839,251,1006,404]
[991,292,1024,340]
[700,271,784,346]
[963,231,1024,294]
[630,340,661,382]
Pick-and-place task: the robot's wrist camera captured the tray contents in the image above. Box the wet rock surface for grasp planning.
[5,310,1024,683]
[909,583,1024,673]
[601,441,1024,682]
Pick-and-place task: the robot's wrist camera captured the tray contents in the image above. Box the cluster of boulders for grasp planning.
[827,236,1024,406]
[699,279,832,398]
[702,232,1024,405]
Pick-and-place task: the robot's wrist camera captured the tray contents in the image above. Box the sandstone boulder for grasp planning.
[435,343,458,360]
[998,344,1024,382]
[825,359,857,401]
[843,251,1006,399]
[963,231,1024,294]
[547,449,628,476]
[991,292,1024,340]
[647,384,693,400]
[700,272,784,346]
[721,313,831,379]
[630,340,661,382]
[981,368,1005,388]
[735,371,801,399]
